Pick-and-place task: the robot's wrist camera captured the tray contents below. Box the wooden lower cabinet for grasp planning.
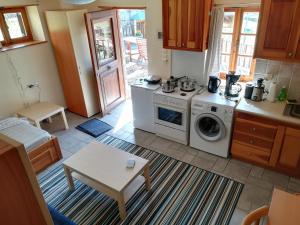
[231,112,300,178]
[276,128,300,176]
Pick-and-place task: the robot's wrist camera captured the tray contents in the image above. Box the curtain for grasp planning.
[203,7,224,85]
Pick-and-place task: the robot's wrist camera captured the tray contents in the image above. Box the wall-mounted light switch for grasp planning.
[158,32,163,39]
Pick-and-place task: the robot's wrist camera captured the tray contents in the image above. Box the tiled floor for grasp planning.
[40,100,300,225]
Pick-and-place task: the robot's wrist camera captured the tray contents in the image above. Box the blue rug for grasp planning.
[76,118,112,137]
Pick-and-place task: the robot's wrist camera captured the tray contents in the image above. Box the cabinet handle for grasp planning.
[250,140,254,144]
[182,43,185,47]
[288,52,293,57]
[252,127,256,132]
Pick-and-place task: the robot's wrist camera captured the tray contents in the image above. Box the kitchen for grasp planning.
[130,0,300,222]
[132,0,300,177]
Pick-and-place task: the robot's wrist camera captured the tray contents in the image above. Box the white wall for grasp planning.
[0,0,66,119]
[171,51,206,83]
[146,0,171,79]
[26,6,46,41]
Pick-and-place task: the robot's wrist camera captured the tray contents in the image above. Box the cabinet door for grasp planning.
[277,128,300,175]
[162,0,211,51]
[288,2,300,60]
[163,0,179,48]
[255,0,300,60]
[184,0,211,50]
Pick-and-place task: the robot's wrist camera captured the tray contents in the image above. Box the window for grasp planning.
[220,8,259,82]
[0,7,32,46]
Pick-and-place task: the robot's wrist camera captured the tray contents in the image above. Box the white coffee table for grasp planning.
[17,102,69,129]
[62,142,151,220]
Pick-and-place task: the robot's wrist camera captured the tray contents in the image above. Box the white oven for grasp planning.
[154,103,187,131]
[152,86,201,145]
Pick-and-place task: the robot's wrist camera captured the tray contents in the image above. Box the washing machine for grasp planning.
[189,91,237,158]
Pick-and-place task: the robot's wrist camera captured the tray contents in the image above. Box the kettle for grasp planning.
[251,78,265,101]
[208,76,221,93]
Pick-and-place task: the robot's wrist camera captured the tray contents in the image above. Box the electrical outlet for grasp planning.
[27,82,40,88]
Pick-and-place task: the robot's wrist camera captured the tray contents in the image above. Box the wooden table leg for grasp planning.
[144,163,151,191]
[61,110,69,130]
[34,120,41,129]
[47,117,52,123]
[64,166,75,191]
[117,193,127,220]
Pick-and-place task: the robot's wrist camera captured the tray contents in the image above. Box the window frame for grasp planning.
[220,7,260,82]
[0,7,33,46]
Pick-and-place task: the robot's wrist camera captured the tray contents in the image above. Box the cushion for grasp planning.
[48,205,76,225]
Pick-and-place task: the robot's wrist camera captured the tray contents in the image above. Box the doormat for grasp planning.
[76,118,112,137]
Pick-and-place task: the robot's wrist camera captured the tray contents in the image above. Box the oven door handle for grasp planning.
[154,103,186,113]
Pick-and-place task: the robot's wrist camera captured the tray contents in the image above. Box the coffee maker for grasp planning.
[224,71,242,97]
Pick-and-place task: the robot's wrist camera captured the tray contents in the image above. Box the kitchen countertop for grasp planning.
[236,98,300,126]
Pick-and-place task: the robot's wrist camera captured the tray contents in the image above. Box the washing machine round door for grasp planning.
[195,113,226,142]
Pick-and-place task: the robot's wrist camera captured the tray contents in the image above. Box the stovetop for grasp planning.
[154,86,204,101]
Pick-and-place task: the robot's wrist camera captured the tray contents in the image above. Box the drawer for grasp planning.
[235,118,277,140]
[233,132,274,150]
[231,141,270,165]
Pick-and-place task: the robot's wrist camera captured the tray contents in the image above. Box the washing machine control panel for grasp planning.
[192,103,234,122]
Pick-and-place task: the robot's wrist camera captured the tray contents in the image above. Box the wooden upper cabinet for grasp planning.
[254,0,300,61]
[163,0,212,51]
[277,127,300,176]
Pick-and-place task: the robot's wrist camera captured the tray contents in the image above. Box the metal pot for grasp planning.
[161,80,175,93]
[170,76,187,87]
[179,78,196,92]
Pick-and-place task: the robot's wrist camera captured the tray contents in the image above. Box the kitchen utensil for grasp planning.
[169,76,186,87]
[251,78,265,101]
[179,77,196,92]
[224,71,242,97]
[267,81,277,102]
[161,80,175,93]
[144,75,161,84]
[207,76,221,93]
[244,83,254,99]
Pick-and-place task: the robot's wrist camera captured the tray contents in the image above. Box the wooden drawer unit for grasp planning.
[235,118,277,140]
[232,111,300,178]
[233,132,274,150]
[231,112,278,166]
[232,141,270,165]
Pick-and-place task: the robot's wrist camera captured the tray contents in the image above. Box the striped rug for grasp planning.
[39,135,243,225]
